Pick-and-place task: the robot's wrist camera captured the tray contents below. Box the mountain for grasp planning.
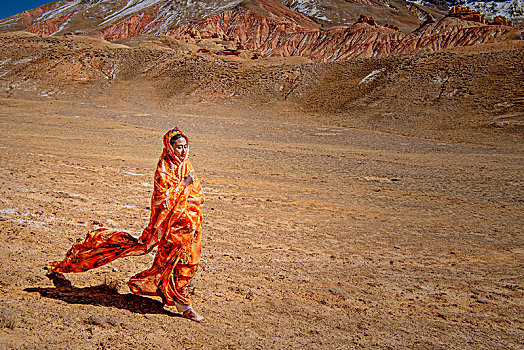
[0,0,437,35]
[0,0,521,61]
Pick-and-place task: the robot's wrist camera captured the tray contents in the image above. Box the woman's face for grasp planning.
[172,137,187,159]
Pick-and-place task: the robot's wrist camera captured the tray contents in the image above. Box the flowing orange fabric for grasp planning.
[47,127,205,307]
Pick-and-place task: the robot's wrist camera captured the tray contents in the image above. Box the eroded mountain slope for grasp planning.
[0,0,521,61]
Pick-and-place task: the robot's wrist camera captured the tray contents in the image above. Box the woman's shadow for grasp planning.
[24,272,182,318]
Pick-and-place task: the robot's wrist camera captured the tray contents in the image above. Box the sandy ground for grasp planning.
[0,95,523,349]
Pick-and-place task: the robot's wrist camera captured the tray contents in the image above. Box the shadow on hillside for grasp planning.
[24,272,182,317]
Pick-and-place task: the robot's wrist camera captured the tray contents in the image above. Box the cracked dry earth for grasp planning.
[0,96,522,349]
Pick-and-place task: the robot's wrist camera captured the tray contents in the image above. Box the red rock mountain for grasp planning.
[0,0,521,60]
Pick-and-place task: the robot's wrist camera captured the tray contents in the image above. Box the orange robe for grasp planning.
[47,127,204,307]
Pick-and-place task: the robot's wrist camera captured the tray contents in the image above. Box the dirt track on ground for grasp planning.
[0,94,523,349]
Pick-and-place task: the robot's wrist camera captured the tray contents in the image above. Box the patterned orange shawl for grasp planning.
[47,127,205,307]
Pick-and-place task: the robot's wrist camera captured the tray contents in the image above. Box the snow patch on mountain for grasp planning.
[406,1,431,20]
[100,0,164,25]
[36,0,102,22]
[52,15,73,35]
[359,68,385,84]
[403,0,523,20]
[142,0,243,34]
[282,0,326,19]
[282,0,398,24]
[457,0,524,19]
[406,0,432,6]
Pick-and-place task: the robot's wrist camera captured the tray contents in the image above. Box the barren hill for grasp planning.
[1,31,522,146]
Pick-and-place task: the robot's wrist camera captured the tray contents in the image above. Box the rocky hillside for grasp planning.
[166,7,521,60]
[0,0,522,61]
[0,31,522,144]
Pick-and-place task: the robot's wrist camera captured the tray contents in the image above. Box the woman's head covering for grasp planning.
[163,127,188,163]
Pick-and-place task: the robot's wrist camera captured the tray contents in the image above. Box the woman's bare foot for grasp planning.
[183,308,208,323]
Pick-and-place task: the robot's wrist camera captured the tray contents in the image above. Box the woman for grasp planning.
[46,127,207,323]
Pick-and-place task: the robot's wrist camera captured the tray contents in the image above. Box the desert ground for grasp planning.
[0,93,522,349]
[0,36,523,348]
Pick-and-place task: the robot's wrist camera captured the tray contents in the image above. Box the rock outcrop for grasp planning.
[27,13,74,36]
[357,15,377,26]
[492,15,513,27]
[446,5,513,26]
[98,12,160,41]
[447,5,488,23]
